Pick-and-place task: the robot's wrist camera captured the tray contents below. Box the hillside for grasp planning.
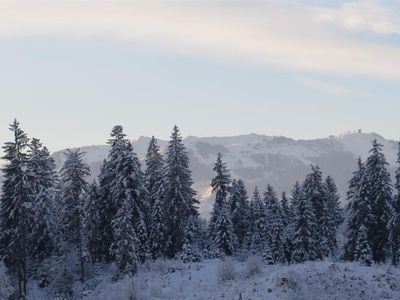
[51,131,398,215]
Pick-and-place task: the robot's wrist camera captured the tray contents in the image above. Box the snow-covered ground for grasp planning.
[27,258,400,300]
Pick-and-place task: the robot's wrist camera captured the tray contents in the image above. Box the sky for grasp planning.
[0,0,399,152]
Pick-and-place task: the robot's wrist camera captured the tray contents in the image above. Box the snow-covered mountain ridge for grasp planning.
[52,131,399,215]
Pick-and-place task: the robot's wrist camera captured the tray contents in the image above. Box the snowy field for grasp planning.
[27,258,400,300]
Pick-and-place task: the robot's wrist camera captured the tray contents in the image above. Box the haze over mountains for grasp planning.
[51,131,398,216]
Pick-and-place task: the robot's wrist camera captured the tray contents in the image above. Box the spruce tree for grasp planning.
[343,157,371,261]
[145,137,167,259]
[209,153,237,256]
[181,216,201,263]
[324,176,343,227]
[364,139,392,263]
[83,181,100,263]
[59,149,90,282]
[110,196,139,275]
[164,126,199,257]
[209,153,230,234]
[280,192,291,227]
[149,196,166,259]
[248,187,267,254]
[355,224,372,266]
[301,165,328,258]
[145,136,165,208]
[26,138,58,265]
[212,203,237,257]
[264,185,286,263]
[0,120,30,297]
[388,142,400,265]
[229,179,250,248]
[97,126,130,261]
[291,188,318,263]
[290,181,302,211]
[110,141,148,266]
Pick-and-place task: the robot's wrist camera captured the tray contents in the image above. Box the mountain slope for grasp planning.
[51,131,398,216]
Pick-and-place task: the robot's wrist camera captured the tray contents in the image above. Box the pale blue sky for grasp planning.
[0,0,399,151]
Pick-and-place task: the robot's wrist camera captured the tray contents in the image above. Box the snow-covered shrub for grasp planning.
[246,255,262,277]
[0,261,13,299]
[217,257,235,282]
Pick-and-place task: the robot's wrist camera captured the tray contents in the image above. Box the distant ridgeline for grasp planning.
[0,120,400,299]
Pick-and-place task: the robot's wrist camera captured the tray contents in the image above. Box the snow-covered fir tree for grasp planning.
[59,148,90,282]
[291,188,318,263]
[388,142,400,266]
[364,139,392,263]
[343,157,371,261]
[355,224,372,266]
[212,203,237,257]
[209,153,237,256]
[110,141,148,265]
[290,181,302,211]
[324,176,343,227]
[145,136,167,259]
[264,185,286,264]
[0,120,31,298]
[110,196,139,275]
[319,199,337,258]
[149,195,166,259]
[145,136,165,208]
[280,192,292,227]
[82,181,100,263]
[26,138,58,266]
[181,216,201,263]
[96,126,131,261]
[164,126,199,257]
[229,179,250,248]
[301,165,327,258]
[248,187,267,254]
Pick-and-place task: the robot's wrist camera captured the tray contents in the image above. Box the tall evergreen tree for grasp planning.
[364,139,392,263]
[388,142,400,265]
[0,120,30,297]
[209,153,237,256]
[248,187,267,254]
[212,203,237,256]
[264,185,286,263]
[149,195,166,259]
[290,181,302,211]
[96,126,131,261]
[324,176,343,227]
[164,126,199,257]
[110,196,139,275]
[82,181,100,263]
[145,136,165,208]
[26,138,58,265]
[291,188,318,263]
[181,216,201,263]
[355,224,372,266]
[229,179,250,248]
[343,157,371,261]
[280,192,291,227]
[301,165,327,258]
[110,141,148,265]
[59,149,90,282]
[145,137,167,258]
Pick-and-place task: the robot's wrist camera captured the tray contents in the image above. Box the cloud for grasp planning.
[315,1,400,34]
[296,77,357,96]
[0,0,400,80]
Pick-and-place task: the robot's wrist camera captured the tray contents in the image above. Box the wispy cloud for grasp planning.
[296,77,357,96]
[0,0,400,80]
[315,1,400,34]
